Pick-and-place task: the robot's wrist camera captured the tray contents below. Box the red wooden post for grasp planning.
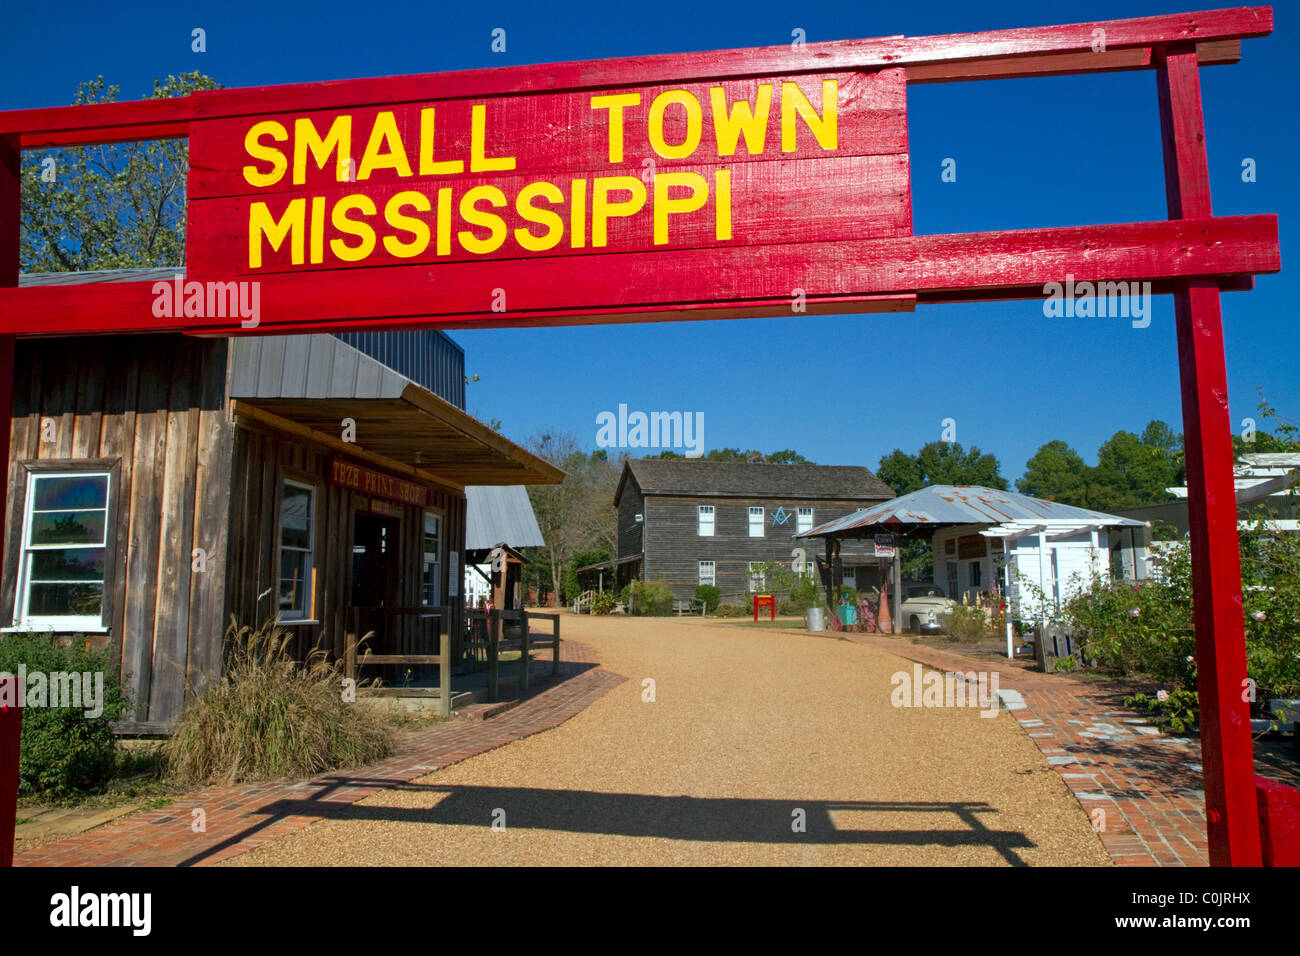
[0,677,19,867]
[1,131,19,870]
[1256,776,1300,866]
[1156,45,1262,867]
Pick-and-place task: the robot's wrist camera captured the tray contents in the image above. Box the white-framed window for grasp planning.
[697,504,715,537]
[842,566,857,587]
[796,507,814,534]
[279,480,316,620]
[747,562,766,592]
[698,560,715,586]
[421,511,443,606]
[748,506,765,537]
[16,470,111,630]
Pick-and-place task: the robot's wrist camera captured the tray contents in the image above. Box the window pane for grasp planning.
[33,475,107,511]
[279,550,309,616]
[28,582,103,617]
[29,510,106,546]
[29,548,106,581]
[281,484,312,549]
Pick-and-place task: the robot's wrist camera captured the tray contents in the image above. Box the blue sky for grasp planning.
[2,0,1295,482]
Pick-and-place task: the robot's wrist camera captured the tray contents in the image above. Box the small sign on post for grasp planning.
[874,533,897,559]
[753,594,775,622]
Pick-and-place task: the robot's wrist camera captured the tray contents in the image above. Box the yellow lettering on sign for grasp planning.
[589,93,640,164]
[782,79,838,152]
[383,191,432,258]
[652,171,707,245]
[309,196,326,263]
[243,121,288,187]
[648,90,702,160]
[591,176,646,247]
[358,111,413,180]
[459,185,508,254]
[715,168,732,241]
[330,194,377,261]
[248,198,304,268]
[570,179,587,249]
[419,107,464,176]
[436,187,453,256]
[710,85,771,157]
[515,181,565,252]
[293,115,353,184]
[470,104,516,173]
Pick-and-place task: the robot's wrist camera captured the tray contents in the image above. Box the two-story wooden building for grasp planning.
[612,458,894,601]
[4,270,562,732]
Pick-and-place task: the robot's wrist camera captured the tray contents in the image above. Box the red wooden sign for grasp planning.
[0,6,1288,870]
[0,6,1280,337]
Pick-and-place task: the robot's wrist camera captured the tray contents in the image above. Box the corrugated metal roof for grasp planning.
[797,485,1146,537]
[465,486,545,550]
[229,334,412,400]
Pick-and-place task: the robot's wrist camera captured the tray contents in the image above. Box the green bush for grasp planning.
[0,632,126,799]
[629,579,674,616]
[590,591,617,615]
[166,617,392,786]
[789,574,824,612]
[1124,688,1199,735]
[945,605,993,643]
[714,603,748,618]
[1061,524,1300,721]
[694,585,721,613]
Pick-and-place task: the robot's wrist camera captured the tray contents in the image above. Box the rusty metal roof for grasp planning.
[796,485,1145,537]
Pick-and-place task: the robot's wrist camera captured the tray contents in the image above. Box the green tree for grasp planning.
[1088,423,1182,510]
[1017,440,1090,504]
[767,449,812,464]
[21,72,220,272]
[877,441,1007,495]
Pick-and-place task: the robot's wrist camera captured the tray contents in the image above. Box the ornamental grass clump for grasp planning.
[166,617,392,786]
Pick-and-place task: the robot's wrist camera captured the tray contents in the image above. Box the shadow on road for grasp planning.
[184,778,1035,866]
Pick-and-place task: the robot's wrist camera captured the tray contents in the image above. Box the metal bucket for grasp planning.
[806,607,825,632]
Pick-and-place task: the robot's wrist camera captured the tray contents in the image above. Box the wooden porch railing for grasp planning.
[487,610,561,702]
[345,606,452,717]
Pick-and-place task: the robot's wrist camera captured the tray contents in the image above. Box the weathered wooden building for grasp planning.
[612,458,895,601]
[3,271,560,731]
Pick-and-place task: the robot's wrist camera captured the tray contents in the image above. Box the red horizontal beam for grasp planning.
[0,7,1271,149]
[0,215,1277,337]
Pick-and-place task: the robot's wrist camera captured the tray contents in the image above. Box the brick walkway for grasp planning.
[16,640,624,867]
[844,632,1299,867]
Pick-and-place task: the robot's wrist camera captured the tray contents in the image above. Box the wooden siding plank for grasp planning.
[148,342,201,722]
[122,346,169,722]
[186,340,233,700]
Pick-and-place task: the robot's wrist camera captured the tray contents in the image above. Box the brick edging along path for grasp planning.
[842,631,1300,868]
[17,640,624,867]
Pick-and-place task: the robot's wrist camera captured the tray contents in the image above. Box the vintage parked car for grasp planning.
[900,584,958,634]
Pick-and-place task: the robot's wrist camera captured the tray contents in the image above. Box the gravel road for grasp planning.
[228,614,1111,866]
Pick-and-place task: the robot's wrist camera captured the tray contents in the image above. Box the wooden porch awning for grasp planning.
[229,334,562,487]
